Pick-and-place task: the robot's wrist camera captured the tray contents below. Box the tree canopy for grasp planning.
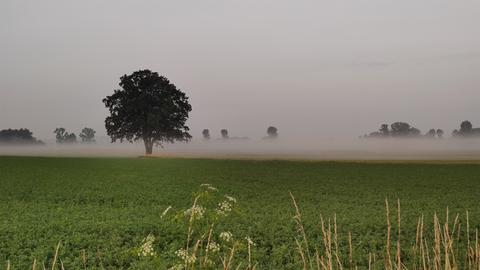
[79,127,96,143]
[453,120,480,137]
[0,128,44,145]
[54,128,77,144]
[221,129,229,139]
[103,70,192,155]
[266,126,278,138]
[202,129,210,140]
[363,122,441,138]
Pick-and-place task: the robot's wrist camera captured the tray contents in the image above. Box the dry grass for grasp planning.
[290,193,480,270]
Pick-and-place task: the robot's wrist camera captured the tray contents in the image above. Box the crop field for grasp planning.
[0,156,479,269]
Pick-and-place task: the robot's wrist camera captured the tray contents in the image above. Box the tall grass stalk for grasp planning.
[290,193,480,270]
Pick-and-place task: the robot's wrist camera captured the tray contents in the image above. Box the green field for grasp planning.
[0,156,479,269]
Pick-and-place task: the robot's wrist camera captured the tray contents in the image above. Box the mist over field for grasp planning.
[2,137,480,160]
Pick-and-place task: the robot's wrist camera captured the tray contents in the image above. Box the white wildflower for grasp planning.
[216,201,232,216]
[224,195,237,203]
[175,248,197,264]
[200,183,211,187]
[138,234,156,257]
[206,241,220,253]
[219,231,233,242]
[184,205,205,220]
[245,236,255,246]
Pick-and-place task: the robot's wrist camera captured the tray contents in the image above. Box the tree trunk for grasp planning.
[144,137,153,155]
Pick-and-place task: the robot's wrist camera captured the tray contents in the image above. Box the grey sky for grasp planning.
[1,0,479,141]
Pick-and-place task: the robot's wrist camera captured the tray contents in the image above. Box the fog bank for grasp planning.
[2,137,480,161]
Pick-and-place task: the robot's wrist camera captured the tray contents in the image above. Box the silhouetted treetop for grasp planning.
[436,129,444,138]
[220,129,229,139]
[460,121,473,133]
[364,122,427,138]
[0,128,44,145]
[266,126,278,139]
[453,120,480,137]
[103,70,192,155]
[202,129,210,140]
[54,128,77,144]
[425,129,436,138]
[379,124,390,136]
[79,127,96,143]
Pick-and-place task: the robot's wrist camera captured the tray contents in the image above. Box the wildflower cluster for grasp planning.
[184,205,205,220]
[138,234,156,257]
[169,185,250,269]
[216,200,233,216]
[206,241,220,253]
[175,248,197,264]
[219,231,233,242]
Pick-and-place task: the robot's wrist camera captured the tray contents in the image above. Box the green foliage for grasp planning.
[0,157,479,269]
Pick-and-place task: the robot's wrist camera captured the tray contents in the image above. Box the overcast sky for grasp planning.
[1,0,479,141]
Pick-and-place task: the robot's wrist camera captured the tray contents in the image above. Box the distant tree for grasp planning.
[390,122,422,137]
[65,133,77,143]
[409,127,421,136]
[379,124,390,136]
[79,127,96,143]
[266,126,278,139]
[54,128,77,144]
[425,129,436,138]
[460,120,473,135]
[202,129,210,140]
[452,129,460,137]
[103,70,192,155]
[436,129,444,138]
[364,122,422,138]
[390,122,411,137]
[221,129,229,139]
[0,128,43,145]
[54,128,67,143]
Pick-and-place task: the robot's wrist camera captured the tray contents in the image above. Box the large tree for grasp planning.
[103,70,192,155]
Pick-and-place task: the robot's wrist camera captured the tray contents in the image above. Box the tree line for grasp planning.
[362,120,480,139]
[0,128,44,145]
[53,127,96,144]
